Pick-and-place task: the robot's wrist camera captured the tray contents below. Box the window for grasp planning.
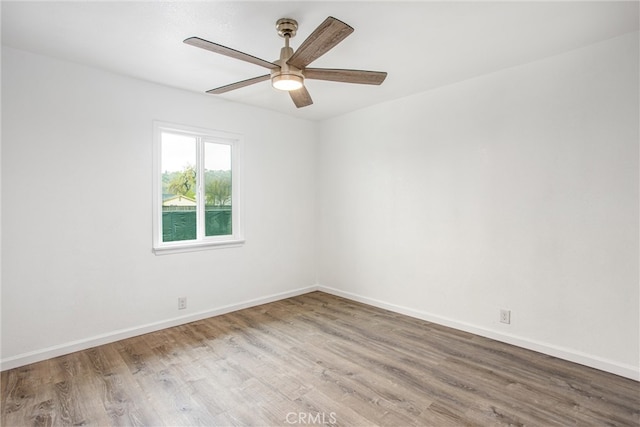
[153,122,243,254]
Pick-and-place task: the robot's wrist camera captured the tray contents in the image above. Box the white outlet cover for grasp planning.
[500,309,511,324]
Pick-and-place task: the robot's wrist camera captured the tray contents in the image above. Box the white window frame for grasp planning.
[152,121,244,254]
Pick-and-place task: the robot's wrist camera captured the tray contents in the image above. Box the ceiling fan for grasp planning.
[184,16,387,108]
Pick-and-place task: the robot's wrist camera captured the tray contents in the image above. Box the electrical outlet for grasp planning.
[178,297,187,310]
[500,309,511,324]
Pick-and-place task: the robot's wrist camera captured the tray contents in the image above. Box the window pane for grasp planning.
[161,133,197,242]
[204,142,232,236]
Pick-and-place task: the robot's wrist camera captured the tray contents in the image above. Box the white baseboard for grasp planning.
[317,285,640,381]
[0,285,319,372]
[4,284,638,382]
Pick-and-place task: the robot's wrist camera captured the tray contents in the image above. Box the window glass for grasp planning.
[161,133,197,242]
[204,142,232,236]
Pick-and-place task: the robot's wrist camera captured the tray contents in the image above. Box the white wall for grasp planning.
[1,47,318,367]
[317,32,639,379]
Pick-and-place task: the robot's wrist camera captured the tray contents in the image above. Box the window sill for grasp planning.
[153,239,245,255]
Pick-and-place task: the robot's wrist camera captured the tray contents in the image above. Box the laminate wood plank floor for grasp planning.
[2,292,639,426]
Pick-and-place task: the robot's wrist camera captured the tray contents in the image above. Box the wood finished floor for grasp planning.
[2,292,639,426]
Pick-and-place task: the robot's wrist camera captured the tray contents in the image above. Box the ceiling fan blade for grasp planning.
[305,68,387,85]
[184,37,278,70]
[287,17,354,69]
[289,86,313,108]
[206,75,271,94]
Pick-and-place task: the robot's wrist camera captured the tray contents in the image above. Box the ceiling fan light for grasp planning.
[272,74,304,91]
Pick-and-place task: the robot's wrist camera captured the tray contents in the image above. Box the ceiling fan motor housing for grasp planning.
[271,46,304,90]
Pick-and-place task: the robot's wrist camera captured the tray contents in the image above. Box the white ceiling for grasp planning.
[2,1,638,121]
